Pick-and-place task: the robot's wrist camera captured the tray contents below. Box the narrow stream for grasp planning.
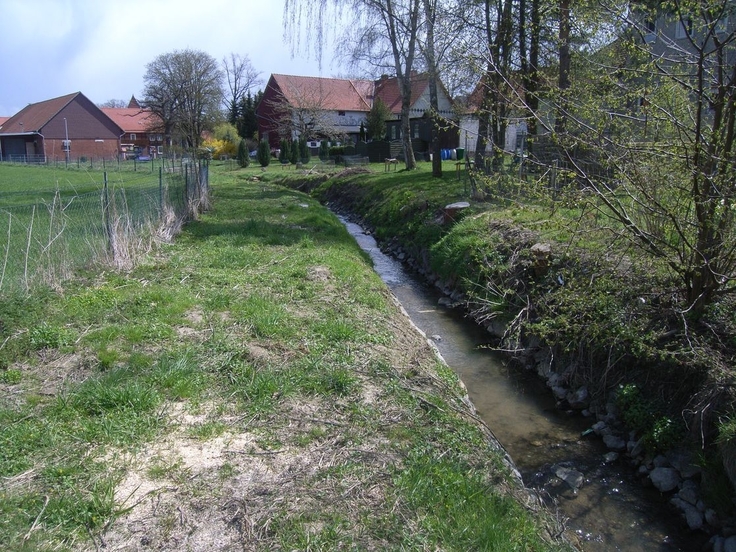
[342,218,707,552]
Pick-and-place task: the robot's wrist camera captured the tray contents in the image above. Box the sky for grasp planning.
[0,0,340,117]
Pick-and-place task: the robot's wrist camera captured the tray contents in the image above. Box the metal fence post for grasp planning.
[103,172,113,254]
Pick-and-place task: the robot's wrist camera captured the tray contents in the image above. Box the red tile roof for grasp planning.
[270,74,374,112]
[374,73,430,115]
[101,108,161,133]
[0,92,79,133]
[265,73,437,117]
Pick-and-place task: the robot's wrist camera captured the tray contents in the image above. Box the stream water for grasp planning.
[342,218,708,552]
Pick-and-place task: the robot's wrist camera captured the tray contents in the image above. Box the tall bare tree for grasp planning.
[263,80,345,142]
[222,53,262,127]
[473,0,515,171]
[284,0,421,170]
[421,0,442,176]
[143,49,224,149]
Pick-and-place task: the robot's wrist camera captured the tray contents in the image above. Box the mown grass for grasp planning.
[0,160,571,551]
[0,163,166,206]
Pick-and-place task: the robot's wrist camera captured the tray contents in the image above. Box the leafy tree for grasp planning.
[257,139,271,167]
[236,90,262,140]
[237,139,250,167]
[366,97,391,141]
[359,122,366,142]
[213,122,240,144]
[319,140,329,160]
[143,48,224,149]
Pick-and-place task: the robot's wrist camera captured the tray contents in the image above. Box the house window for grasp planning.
[130,133,137,141]
[391,125,397,140]
[338,110,346,116]
[157,146,164,155]
[644,19,656,43]
[412,122,419,139]
[675,18,692,39]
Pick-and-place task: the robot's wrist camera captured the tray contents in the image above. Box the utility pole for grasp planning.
[63,117,70,165]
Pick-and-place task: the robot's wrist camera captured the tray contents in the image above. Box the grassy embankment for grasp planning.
[0,161,571,551]
[275,160,736,515]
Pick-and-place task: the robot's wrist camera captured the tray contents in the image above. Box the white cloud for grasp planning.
[0,0,337,116]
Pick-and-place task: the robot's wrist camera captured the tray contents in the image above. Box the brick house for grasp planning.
[0,92,123,162]
[256,73,457,153]
[101,97,164,160]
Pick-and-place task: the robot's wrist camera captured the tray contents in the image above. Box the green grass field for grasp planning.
[0,163,190,293]
[0,163,169,207]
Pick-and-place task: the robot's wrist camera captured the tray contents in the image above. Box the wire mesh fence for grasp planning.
[0,162,208,293]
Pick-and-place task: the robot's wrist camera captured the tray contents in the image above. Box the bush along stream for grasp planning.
[277,164,736,550]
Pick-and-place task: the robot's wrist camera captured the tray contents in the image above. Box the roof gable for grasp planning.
[0,92,124,138]
[374,73,433,115]
[0,92,80,134]
[101,108,161,133]
[269,74,374,112]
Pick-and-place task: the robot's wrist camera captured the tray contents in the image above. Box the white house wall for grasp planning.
[408,86,454,119]
[458,115,527,154]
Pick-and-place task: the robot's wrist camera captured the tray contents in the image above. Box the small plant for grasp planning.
[29,323,71,350]
[299,138,311,164]
[616,384,655,436]
[289,140,299,165]
[0,368,21,384]
[257,139,271,167]
[616,384,684,452]
[279,138,290,164]
[188,421,227,440]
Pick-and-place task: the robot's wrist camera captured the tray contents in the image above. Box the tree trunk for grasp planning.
[555,0,571,135]
[423,0,442,177]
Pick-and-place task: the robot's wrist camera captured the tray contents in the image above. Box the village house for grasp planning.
[0,92,123,162]
[101,96,164,160]
[256,72,458,157]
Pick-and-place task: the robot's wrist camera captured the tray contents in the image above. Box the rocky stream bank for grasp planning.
[334,198,736,551]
